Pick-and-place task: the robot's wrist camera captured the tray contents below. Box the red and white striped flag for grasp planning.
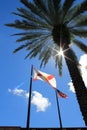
[57,90,68,98]
[33,68,68,98]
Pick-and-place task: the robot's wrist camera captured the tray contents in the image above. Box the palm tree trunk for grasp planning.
[64,45,87,126]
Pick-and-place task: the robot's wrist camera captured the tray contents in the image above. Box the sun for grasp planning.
[58,48,64,57]
[49,46,64,58]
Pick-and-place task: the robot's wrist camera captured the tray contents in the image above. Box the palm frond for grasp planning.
[26,35,51,51]
[28,44,43,59]
[65,0,87,23]
[21,0,53,26]
[5,20,37,30]
[25,36,51,59]
[43,51,52,67]
[34,0,60,25]
[69,15,87,28]
[52,0,62,24]
[47,0,55,22]
[40,47,52,68]
[25,46,41,59]
[64,4,78,24]
[16,31,51,42]
[16,34,40,42]
[12,8,52,30]
[52,0,61,14]
[11,32,29,36]
[73,39,87,53]
[52,45,63,76]
[62,0,75,22]
[55,55,63,76]
[13,43,29,53]
[12,28,51,36]
[34,0,48,16]
[70,28,87,38]
[34,0,56,25]
[6,19,52,31]
[12,11,28,19]
[20,0,40,16]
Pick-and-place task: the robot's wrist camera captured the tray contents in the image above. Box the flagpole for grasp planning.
[55,90,62,128]
[26,65,33,129]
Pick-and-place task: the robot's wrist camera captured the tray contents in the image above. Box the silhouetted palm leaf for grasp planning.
[65,0,87,23]
[73,39,87,53]
[70,28,87,38]
[62,0,75,21]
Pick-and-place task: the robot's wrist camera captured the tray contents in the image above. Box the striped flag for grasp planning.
[33,68,68,98]
[57,90,68,98]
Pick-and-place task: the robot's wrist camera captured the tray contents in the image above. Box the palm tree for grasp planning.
[6,0,87,126]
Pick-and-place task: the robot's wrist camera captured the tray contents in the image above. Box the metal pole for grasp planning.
[26,65,33,129]
[55,90,62,128]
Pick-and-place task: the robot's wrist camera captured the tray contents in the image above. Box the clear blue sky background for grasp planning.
[0,0,87,128]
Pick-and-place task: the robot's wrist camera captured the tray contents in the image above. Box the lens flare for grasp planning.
[58,48,64,57]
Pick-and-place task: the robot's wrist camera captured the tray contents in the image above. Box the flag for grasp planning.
[33,67,68,98]
[33,67,56,89]
[57,90,68,98]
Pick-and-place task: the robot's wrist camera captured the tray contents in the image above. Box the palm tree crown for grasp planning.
[6,0,87,126]
[6,0,87,74]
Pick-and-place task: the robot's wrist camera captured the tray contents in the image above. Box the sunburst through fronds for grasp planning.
[5,0,87,71]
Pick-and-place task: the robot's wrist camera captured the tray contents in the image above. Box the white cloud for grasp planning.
[15,82,24,89]
[8,88,27,96]
[79,54,87,87]
[31,91,51,112]
[8,88,51,112]
[68,54,87,93]
[79,54,87,67]
[25,92,29,99]
[68,81,75,93]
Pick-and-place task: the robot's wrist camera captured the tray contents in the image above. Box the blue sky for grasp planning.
[0,0,87,128]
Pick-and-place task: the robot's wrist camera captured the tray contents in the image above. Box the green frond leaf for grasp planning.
[66,0,87,23]
[55,55,63,76]
[43,51,51,67]
[16,8,52,29]
[62,0,75,22]
[52,0,61,13]
[6,19,50,30]
[73,39,87,53]
[34,0,48,15]
[5,20,33,30]
[34,0,54,25]
[21,0,52,26]
[40,47,51,68]
[70,15,87,28]
[16,33,48,42]
[71,28,87,38]
[12,11,28,19]
[13,43,29,53]
[25,47,39,59]
[52,0,61,24]
[29,44,43,59]
[25,36,51,59]
[26,35,50,51]
[11,32,29,36]
[52,45,62,76]
[47,0,56,23]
